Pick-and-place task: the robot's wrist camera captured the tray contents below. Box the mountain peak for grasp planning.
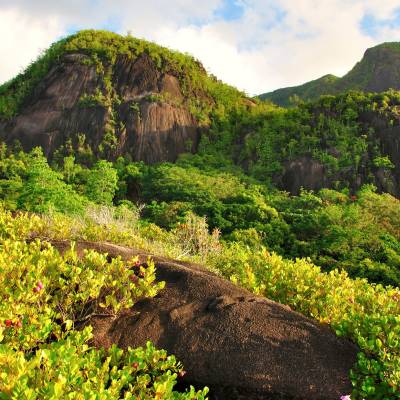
[0,30,247,163]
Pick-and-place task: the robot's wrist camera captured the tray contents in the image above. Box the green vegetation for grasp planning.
[0,144,398,398]
[0,179,398,398]
[260,74,339,107]
[0,209,208,399]
[202,90,400,193]
[1,29,400,399]
[0,138,399,286]
[0,30,246,124]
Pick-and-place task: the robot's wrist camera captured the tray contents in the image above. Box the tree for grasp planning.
[84,160,118,205]
[17,148,86,214]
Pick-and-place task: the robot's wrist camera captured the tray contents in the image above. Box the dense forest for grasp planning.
[0,30,399,399]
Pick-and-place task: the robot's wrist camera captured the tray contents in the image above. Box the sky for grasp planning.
[1,0,400,95]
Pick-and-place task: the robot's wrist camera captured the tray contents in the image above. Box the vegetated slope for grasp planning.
[3,30,400,198]
[0,30,248,163]
[202,90,400,196]
[260,74,339,107]
[260,42,400,106]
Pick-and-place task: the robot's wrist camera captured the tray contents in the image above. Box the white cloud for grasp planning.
[1,0,400,95]
[0,8,64,83]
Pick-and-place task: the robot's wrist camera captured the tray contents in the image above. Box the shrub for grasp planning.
[210,245,400,399]
[0,209,208,399]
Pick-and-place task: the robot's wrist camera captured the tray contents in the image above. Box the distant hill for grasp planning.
[260,42,400,106]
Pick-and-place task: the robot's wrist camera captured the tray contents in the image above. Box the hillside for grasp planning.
[0,30,399,399]
[260,42,400,106]
[0,30,247,163]
[2,32,400,197]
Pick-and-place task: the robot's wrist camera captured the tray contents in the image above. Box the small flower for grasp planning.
[129,274,139,283]
[340,395,351,400]
[33,281,44,292]
[14,320,22,328]
[4,319,12,327]
[178,370,186,378]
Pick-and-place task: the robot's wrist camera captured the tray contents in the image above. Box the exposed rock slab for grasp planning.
[0,53,202,163]
[52,240,358,400]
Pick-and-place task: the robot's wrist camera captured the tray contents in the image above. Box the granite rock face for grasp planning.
[0,53,201,163]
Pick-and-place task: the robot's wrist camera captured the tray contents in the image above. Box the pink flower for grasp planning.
[340,396,351,400]
[33,281,44,292]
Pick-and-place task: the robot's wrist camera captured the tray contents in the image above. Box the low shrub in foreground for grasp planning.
[0,330,207,399]
[2,208,400,398]
[211,245,400,399]
[0,209,208,399]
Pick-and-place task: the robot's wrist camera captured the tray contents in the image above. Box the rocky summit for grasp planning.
[1,52,200,163]
[0,30,246,163]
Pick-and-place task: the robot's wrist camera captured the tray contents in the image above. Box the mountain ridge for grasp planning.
[260,41,400,106]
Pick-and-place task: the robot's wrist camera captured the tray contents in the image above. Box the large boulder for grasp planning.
[54,240,358,400]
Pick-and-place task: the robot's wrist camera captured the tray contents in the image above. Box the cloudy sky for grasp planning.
[1,0,400,95]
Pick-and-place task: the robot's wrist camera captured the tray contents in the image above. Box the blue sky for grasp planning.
[361,7,400,38]
[1,1,400,94]
[215,0,245,21]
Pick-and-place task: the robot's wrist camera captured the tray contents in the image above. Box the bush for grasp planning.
[0,209,208,399]
[210,245,400,399]
[0,332,208,399]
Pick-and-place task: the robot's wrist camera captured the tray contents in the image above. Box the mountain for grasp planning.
[2,31,400,197]
[260,42,400,106]
[0,32,399,399]
[0,30,247,163]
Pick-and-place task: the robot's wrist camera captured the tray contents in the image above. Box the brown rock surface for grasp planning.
[0,53,202,163]
[51,240,358,400]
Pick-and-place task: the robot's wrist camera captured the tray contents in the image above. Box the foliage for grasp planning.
[0,145,399,288]
[1,200,399,399]
[0,332,208,400]
[0,209,208,399]
[199,90,400,196]
[2,29,400,399]
[0,29,246,125]
[84,160,118,205]
[260,73,339,107]
[373,156,395,169]
[209,245,400,399]
[171,212,221,259]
